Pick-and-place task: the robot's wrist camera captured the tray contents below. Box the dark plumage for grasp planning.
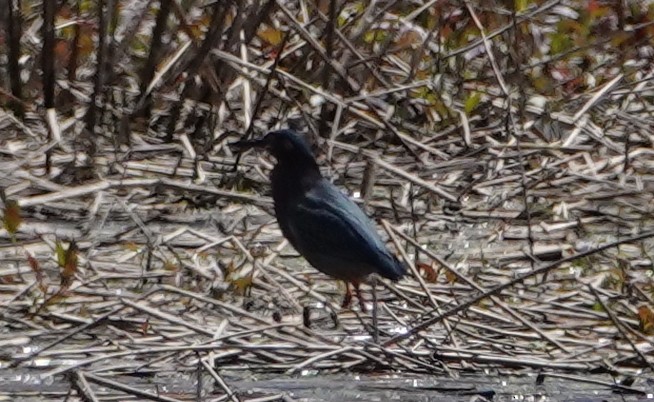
[232,129,406,309]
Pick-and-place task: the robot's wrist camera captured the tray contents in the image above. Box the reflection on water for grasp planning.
[1,370,648,401]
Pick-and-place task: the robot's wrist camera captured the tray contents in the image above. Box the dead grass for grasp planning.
[1,0,654,400]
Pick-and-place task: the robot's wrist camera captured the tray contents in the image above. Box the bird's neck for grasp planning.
[271,161,321,203]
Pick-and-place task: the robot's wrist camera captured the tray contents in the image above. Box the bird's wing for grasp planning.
[284,180,397,275]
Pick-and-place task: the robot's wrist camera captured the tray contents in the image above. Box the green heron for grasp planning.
[232,129,406,311]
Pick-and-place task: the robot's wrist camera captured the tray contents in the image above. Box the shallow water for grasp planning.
[1,369,651,401]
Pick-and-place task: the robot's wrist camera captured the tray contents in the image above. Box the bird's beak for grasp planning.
[229,137,266,152]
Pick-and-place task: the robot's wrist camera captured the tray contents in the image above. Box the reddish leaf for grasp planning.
[0,274,17,284]
[392,31,421,51]
[444,270,458,284]
[638,306,654,335]
[230,275,254,295]
[587,0,599,13]
[316,0,330,14]
[59,240,79,289]
[163,260,178,271]
[141,319,150,335]
[26,252,46,293]
[54,40,71,64]
[417,262,439,283]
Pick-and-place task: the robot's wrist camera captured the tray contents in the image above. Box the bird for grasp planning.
[231,129,407,312]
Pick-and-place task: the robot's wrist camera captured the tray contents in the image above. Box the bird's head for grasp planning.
[231,129,317,165]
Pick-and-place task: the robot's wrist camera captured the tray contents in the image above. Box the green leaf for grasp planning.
[464,92,481,115]
[363,29,390,44]
[55,241,67,268]
[515,0,529,12]
[550,32,572,55]
[2,200,21,235]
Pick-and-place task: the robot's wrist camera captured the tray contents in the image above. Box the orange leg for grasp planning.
[353,281,367,312]
[341,281,367,312]
[341,281,353,308]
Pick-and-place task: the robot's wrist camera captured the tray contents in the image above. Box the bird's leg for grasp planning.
[353,281,367,313]
[341,281,353,308]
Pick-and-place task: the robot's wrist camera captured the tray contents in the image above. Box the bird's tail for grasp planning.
[386,255,408,282]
